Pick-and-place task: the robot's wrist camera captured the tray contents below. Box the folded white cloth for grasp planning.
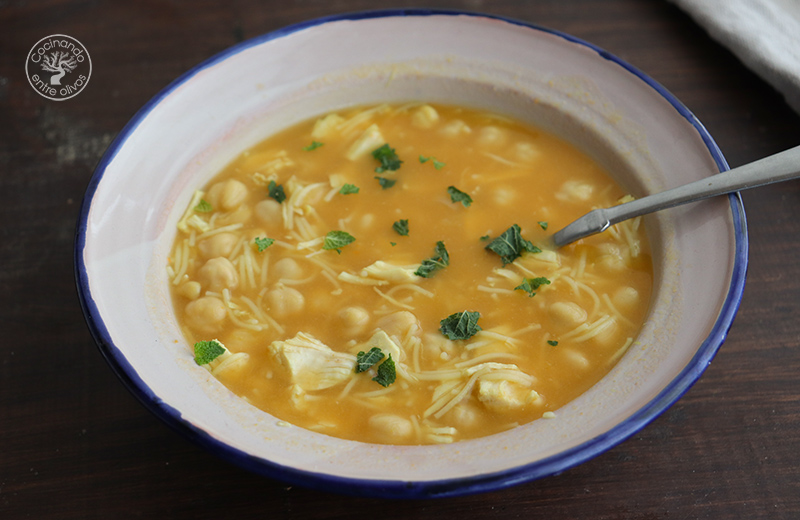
[671,0,800,113]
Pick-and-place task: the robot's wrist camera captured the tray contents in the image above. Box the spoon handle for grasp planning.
[552,144,800,247]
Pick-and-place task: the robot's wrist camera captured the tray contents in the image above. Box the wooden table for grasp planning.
[2,1,799,518]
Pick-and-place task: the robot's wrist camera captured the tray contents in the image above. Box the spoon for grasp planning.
[552,145,800,247]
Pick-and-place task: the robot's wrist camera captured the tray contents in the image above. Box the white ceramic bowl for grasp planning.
[75,10,746,498]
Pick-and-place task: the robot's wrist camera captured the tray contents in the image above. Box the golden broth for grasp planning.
[167,103,652,445]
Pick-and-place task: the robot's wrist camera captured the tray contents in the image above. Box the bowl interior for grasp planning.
[77,12,743,497]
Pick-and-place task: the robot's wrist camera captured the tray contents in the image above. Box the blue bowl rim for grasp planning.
[74,8,747,499]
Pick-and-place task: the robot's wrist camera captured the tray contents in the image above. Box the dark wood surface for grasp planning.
[2,1,799,518]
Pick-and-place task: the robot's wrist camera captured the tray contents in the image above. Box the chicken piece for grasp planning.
[269,332,356,391]
[346,124,385,160]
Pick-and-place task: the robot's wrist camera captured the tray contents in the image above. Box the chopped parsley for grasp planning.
[193,199,213,213]
[372,144,402,173]
[373,354,396,387]
[485,224,542,266]
[419,155,446,170]
[267,180,287,203]
[302,140,324,151]
[480,234,490,241]
[515,276,551,297]
[193,340,225,365]
[355,347,385,373]
[538,221,549,230]
[393,219,409,236]
[254,237,275,252]
[339,183,359,195]
[323,230,355,253]
[547,340,559,346]
[439,311,482,341]
[414,241,449,278]
[447,186,473,207]
[374,176,396,190]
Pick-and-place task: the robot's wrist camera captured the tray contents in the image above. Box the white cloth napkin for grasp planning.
[670,0,800,114]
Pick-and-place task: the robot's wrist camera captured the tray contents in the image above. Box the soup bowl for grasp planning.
[75,10,746,498]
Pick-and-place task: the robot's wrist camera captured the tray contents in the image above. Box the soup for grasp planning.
[167,103,652,445]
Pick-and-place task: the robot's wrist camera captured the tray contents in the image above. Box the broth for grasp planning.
[167,103,652,445]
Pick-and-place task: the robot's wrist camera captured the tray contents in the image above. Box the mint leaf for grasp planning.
[447,186,472,207]
[485,224,541,265]
[254,237,275,252]
[355,347,385,373]
[393,219,409,236]
[372,354,396,387]
[414,241,449,278]
[339,183,359,195]
[374,176,396,189]
[323,230,355,252]
[194,199,213,213]
[439,311,482,341]
[268,180,286,203]
[419,155,445,170]
[372,144,402,173]
[515,276,551,297]
[193,340,225,365]
[302,140,324,151]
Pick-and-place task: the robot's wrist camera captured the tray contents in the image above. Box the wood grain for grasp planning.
[1,1,799,518]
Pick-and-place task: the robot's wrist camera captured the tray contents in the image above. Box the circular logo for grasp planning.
[26,34,91,101]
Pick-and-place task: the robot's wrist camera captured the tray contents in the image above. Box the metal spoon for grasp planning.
[552,145,800,247]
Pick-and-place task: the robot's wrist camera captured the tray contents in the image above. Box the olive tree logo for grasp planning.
[26,34,91,101]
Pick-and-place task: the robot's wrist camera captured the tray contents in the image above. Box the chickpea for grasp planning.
[548,301,588,330]
[254,199,283,227]
[339,306,370,335]
[266,284,304,317]
[411,105,439,129]
[178,280,201,300]
[198,232,238,259]
[368,414,413,441]
[214,204,252,227]
[207,179,248,211]
[185,296,226,333]
[477,125,507,146]
[613,286,640,309]
[272,257,303,281]
[198,257,239,292]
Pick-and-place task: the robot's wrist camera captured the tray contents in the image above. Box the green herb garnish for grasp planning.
[419,155,445,170]
[194,199,213,213]
[393,219,409,236]
[339,183,360,195]
[268,180,287,203]
[323,230,356,253]
[193,340,225,365]
[374,176,397,189]
[303,140,324,151]
[372,144,402,173]
[485,224,541,266]
[372,354,396,387]
[254,237,275,252]
[547,340,559,346]
[447,186,473,207]
[515,276,551,297]
[414,241,449,278]
[355,347,385,373]
[538,221,548,230]
[439,311,482,341]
